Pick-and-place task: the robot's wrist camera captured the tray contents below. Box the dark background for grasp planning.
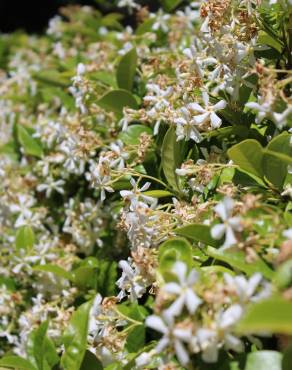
[0,0,160,33]
[0,1,99,33]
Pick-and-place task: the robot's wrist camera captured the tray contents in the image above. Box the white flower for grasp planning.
[163,261,202,319]
[120,178,157,210]
[85,160,114,202]
[246,98,292,128]
[211,197,242,249]
[283,228,292,239]
[146,313,192,366]
[224,272,270,304]
[144,84,173,112]
[189,92,227,129]
[193,304,244,363]
[117,0,140,13]
[151,9,170,33]
[116,259,146,301]
[175,106,202,142]
[37,177,65,198]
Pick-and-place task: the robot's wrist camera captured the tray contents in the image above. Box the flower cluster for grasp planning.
[0,1,291,369]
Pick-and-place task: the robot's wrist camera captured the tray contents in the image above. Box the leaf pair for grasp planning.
[228,133,292,188]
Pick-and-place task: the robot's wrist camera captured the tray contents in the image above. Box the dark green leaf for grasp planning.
[161,126,186,192]
[97,89,138,115]
[80,350,103,370]
[227,139,264,178]
[116,48,137,91]
[206,247,274,279]
[126,325,145,353]
[118,124,152,145]
[175,224,220,247]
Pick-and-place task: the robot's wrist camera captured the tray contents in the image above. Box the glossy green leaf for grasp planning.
[32,70,70,87]
[15,225,35,250]
[61,300,92,370]
[118,124,152,145]
[263,133,292,188]
[274,259,292,289]
[159,237,193,274]
[161,126,186,192]
[116,47,137,91]
[162,0,183,11]
[26,321,59,370]
[244,351,282,370]
[0,356,37,370]
[33,264,73,281]
[17,125,43,158]
[206,247,274,279]
[143,190,173,198]
[237,297,292,335]
[97,89,138,115]
[175,224,220,247]
[80,350,103,370]
[227,139,264,178]
[126,325,145,353]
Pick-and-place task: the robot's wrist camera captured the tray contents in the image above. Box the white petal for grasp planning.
[174,339,190,366]
[163,282,182,295]
[224,333,244,353]
[173,261,187,284]
[187,269,199,285]
[210,112,222,128]
[202,342,219,363]
[213,100,227,111]
[193,112,210,125]
[222,226,237,249]
[246,273,262,298]
[188,102,205,113]
[185,289,202,314]
[156,336,170,353]
[211,223,226,240]
[164,295,185,319]
[146,315,168,334]
[220,304,243,329]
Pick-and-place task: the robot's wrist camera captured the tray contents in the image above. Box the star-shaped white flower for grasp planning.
[211,197,242,249]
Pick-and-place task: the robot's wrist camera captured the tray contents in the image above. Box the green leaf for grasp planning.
[161,126,186,192]
[244,351,282,370]
[116,48,137,91]
[15,225,35,250]
[161,0,183,11]
[32,70,70,88]
[175,224,220,247]
[17,125,43,158]
[227,139,264,178]
[61,300,92,370]
[97,89,138,115]
[262,133,292,188]
[274,260,292,289]
[0,356,37,370]
[27,321,59,370]
[143,190,173,198]
[72,266,98,289]
[136,18,155,35]
[126,325,145,353]
[118,124,152,145]
[206,247,274,279]
[237,297,292,335]
[33,264,73,281]
[159,237,193,276]
[80,350,103,370]
[258,30,283,53]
